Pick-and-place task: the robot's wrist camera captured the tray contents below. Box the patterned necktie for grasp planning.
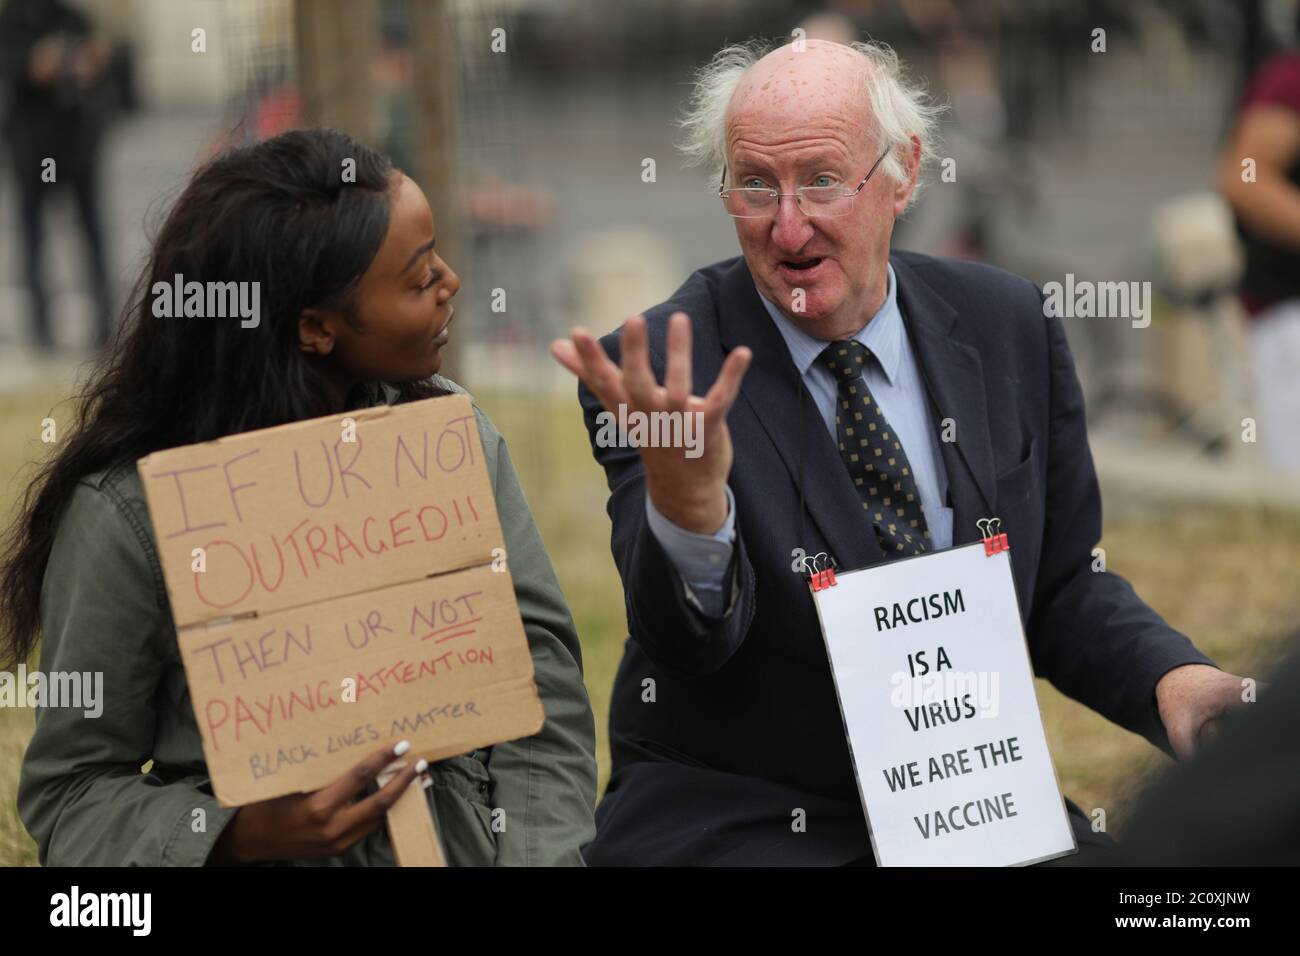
[816,340,931,558]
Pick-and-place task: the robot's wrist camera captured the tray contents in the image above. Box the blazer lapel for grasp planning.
[890,255,996,547]
[717,259,884,573]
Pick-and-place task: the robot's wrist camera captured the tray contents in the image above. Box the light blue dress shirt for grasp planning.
[645,262,954,615]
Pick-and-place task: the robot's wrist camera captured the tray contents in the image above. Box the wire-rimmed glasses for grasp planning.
[718,147,891,219]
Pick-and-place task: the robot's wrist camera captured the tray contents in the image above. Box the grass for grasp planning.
[1034,506,1300,833]
[0,388,76,866]
[1,385,1297,864]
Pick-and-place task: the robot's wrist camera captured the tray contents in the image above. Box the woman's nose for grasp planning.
[439,263,461,299]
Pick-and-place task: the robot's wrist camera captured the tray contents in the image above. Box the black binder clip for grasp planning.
[805,551,838,592]
[977,518,1010,556]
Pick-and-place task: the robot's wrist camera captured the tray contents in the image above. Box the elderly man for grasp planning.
[552,38,1251,866]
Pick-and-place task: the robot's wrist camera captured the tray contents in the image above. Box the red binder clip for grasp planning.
[807,552,838,591]
[977,518,1010,556]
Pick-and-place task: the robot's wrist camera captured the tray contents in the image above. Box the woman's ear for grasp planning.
[298,308,336,355]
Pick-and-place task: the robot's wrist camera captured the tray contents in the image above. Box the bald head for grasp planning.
[726,40,876,160]
[678,37,941,201]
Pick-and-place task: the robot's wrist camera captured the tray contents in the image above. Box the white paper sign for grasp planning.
[811,542,1076,867]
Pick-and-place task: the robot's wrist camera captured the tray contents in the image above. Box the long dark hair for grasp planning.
[1,127,446,666]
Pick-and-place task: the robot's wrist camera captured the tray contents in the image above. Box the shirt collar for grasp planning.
[755,261,903,385]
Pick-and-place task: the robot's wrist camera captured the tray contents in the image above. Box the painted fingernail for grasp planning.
[420,775,433,790]
[394,740,411,756]
[415,758,429,773]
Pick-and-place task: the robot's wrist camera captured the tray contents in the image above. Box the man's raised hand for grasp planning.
[551,312,751,533]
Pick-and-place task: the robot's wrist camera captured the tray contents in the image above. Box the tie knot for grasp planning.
[817,340,872,381]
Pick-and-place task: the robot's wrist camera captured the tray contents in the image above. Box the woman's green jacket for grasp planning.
[18,378,597,866]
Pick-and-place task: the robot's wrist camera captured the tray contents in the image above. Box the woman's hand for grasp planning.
[210,741,426,864]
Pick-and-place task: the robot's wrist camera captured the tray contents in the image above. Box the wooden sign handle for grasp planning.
[378,762,445,867]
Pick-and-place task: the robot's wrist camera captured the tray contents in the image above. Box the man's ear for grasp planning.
[298,307,337,355]
[891,134,923,214]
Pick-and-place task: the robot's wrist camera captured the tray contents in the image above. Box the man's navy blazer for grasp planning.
[577,250,1217,866]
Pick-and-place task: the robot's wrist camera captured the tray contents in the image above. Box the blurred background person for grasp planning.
[1220,43,1300,473]
[0,0,118,351]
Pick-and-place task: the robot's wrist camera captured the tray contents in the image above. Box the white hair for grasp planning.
[676,38,946,209]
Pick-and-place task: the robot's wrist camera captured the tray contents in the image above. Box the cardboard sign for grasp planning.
[138,395,544,807]
[810,542,1076,867]
[140,395,498,627]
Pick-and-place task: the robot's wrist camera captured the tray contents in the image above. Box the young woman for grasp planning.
[0,128,597,866]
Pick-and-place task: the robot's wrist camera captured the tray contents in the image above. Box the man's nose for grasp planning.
[770,194,814,252]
